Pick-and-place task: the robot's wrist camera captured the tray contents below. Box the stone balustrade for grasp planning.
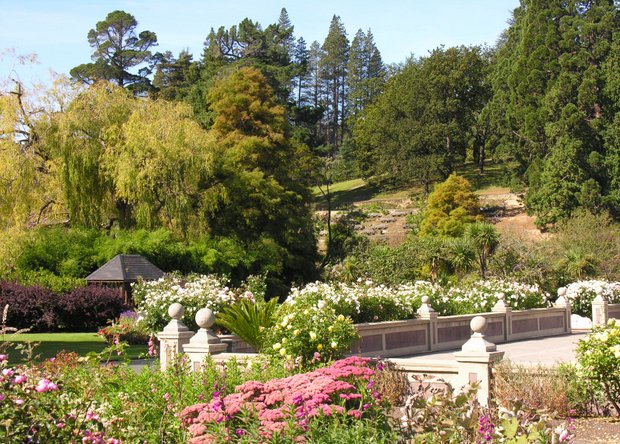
[592,287,620,327]
[353,289,572,358]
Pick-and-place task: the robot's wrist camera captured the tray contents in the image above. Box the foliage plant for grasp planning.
[132,274,247,332]
[402,377,575,443]
[181,356,393,442]
[263,297,359,366]
[216,297,279,352]
[564,280,620,318]
[576,319,620,415]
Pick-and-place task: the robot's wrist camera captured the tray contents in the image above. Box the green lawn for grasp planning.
[3,332,148,364]
[312,160,518,209]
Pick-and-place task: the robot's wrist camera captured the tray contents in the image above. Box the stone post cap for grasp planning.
[554,287,570,306]
[470,315,487,334]
[492,293,510,312]
[417,296,436,315]
[456,316,497,353]
[196,308,216,329]
[168,303,184,320]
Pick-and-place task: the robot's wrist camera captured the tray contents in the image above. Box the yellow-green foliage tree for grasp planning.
[419,174,481,237]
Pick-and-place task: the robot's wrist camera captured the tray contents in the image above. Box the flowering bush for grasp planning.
[263,297,359,366]
[576,319,620,415]
[286,279,441,323]
[565,280,620,317]
[434,279,549,316]
[133,274,251,332]
[0,354,120,443]
[98,310,151,345]
[181,356,392,442]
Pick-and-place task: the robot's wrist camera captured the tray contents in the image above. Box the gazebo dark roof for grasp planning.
[86,254,164,283]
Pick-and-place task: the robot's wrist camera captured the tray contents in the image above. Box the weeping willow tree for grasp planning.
[49,82,134,228]
[106,98,222,237]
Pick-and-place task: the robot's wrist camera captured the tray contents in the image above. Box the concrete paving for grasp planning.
[396,332,588,366]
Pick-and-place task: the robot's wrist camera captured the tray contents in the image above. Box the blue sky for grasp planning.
[1,0,519,85]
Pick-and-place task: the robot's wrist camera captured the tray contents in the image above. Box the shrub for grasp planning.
[58,286,126,332]
[15,270,86,294]
[576,319,620,415]
[0,282,125,332]
[0,282,59,332]
[493,361,575,416]
[564,280,620,318]
[434,279,549,316]
[419,174,482,237]
[286,280,439,323]
[132,274,247,332]
[180,357,393,442]
[263,297,359,366]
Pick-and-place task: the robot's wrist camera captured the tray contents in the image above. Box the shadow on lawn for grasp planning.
[314,183,381,210]
[6,340,148,365]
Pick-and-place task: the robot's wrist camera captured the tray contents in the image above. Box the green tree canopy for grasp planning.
[70,10,158,94]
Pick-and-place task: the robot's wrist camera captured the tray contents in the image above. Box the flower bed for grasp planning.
[181,356,390,442]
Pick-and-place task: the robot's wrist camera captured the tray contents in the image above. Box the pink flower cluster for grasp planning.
[36,378,59,393]
[181,357,381,442]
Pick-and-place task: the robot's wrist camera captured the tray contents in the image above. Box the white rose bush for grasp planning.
[132,274,252,332]
[565,280,620,317]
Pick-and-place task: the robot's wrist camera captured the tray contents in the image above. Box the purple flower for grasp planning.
[0,354,7,362]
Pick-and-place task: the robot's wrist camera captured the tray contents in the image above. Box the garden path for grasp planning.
[396,332,586,366]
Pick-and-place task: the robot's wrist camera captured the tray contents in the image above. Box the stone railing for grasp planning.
[352,289,571,358]
[592,289,620,327]
[157,304,504,406]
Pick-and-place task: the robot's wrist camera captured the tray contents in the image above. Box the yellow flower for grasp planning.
[309,332,317,341]
[317,344,323,351]
[272,343,281,350]
[282,338,288,344]
[331,341,338,348]
[279,348,287,356]
[328,326,334,333]
[294,329,300,336]
[337,315,345,322]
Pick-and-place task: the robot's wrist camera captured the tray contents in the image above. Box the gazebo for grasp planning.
[85,254,164,305]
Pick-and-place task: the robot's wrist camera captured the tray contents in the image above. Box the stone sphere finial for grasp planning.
[168,303,184,320]
[421,296,430,304]
[497,293,505,301]
[595,287,603,296]
[196,308,215,329]
[470,316,487,334]
[557,287,567,297]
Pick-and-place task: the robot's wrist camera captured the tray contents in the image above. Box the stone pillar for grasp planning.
[554,287,573,333]
[183,307,228,372]
[453,316,504,406]
[417,296,437,352]
[157,303,194,372]
[491,293,512,341]
[591,288,608,328]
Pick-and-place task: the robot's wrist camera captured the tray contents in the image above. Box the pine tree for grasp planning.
[320,15,349,154]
